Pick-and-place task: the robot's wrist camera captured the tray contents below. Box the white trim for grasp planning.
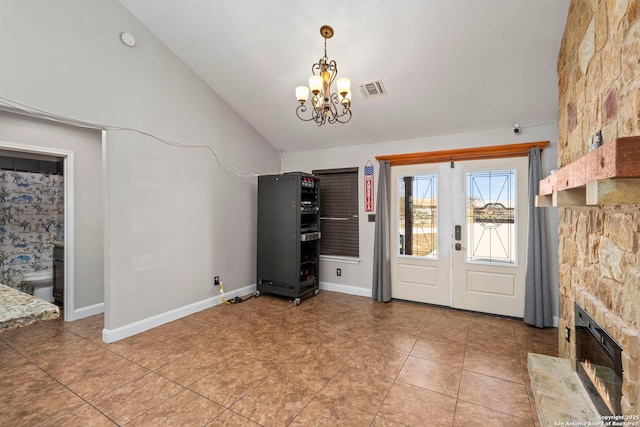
[0,140,76,322]
[102,284,256,343]
[319,255,361,264]
[73,302,104,320]
[319,281,371,297]
[101,130,110,329]
[63,152,75,321]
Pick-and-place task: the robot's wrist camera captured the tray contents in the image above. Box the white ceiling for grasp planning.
[118,0,570,152]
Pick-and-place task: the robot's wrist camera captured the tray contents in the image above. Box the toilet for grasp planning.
[22,270,54,303]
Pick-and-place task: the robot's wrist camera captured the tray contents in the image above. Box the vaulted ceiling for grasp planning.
[118,0,570,152]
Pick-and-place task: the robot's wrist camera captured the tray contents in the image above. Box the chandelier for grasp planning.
[295,25,352,126]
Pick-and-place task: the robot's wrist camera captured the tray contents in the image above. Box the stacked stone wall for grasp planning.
[558,0,640,414]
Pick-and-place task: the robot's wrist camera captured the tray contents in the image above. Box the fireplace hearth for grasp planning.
[575,302,623,416]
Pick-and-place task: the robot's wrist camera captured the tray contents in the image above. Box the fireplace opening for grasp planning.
[575,302,623,416]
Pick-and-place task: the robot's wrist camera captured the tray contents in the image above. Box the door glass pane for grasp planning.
[398,174,438,258]
[466,170,516,264]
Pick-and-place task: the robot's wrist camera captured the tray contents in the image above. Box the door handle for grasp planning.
[455,243,466,251]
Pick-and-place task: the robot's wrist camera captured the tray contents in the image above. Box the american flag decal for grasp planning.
[364,163,374,212]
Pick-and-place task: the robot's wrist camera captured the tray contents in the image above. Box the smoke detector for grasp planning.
[359,79,386,99]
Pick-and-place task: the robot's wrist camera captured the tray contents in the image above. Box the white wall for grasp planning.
[282,123,561,321]
[0,111,104,311]
[0,0,280,337]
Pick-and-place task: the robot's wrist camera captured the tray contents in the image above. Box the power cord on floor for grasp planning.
[219,283,254,304]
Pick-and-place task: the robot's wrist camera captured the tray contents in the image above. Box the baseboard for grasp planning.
[102,284,256,343]
[319,281,371,298]
[72,302,104,321]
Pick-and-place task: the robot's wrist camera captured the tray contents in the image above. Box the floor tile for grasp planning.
[453,400,535,427]
[127,389,224,426]
[1,362,60,403]
[463,346,525,384]
[458,370,532,419]
[289,394,376,426]
[91,372,184,425]
[117,336,195,371]
[371,415,409,426]
[63,355,149,400]
[275,349,345,392]
[421,322,468,344]
[231,375,315,426]
[378,381,457,427]
[397,355,462,397]
[190,361,271,407]
[206,409,264,426]
[360,329,419,354]
[410,336,466,367]
[320,366,394,413]
[63,313,104,340]
[347,345,408,379]
[429,309,474,330]
[42,404,117,427]
[0,381,85,426]
[155,349,224,387]
[465,332,520,357]
[101,329,167,358]
[0,291,556,427]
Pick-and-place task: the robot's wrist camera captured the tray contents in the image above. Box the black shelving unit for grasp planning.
[256,172,320,306]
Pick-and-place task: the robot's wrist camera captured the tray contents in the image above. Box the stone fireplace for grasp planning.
[557,0,640,416]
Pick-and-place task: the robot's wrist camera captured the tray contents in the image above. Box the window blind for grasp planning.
[313,168,359,257]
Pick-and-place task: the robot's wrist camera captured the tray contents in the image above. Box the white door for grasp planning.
[390,163,452,306]
[391,157,528,317]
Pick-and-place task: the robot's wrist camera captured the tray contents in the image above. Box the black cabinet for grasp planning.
[256,172,320,305]
[53,245,64,306]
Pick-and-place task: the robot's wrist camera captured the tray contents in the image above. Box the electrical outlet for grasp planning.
[565,326,571,342]
[336,268,341,276]
[214,276,220,286]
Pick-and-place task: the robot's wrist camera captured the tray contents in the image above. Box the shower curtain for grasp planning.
[0,170,64,289]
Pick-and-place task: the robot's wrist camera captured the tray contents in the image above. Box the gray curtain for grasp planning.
[524,147,552,327]
[372,160,391,302]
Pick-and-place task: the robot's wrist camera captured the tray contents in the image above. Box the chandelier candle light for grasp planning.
[295,25,352,125]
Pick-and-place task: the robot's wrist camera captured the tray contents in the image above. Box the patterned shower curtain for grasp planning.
[0,171,64,289]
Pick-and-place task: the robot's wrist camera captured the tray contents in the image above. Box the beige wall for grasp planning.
[557,0,640,414]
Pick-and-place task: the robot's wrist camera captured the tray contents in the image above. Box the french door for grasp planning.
[390,156,528,317]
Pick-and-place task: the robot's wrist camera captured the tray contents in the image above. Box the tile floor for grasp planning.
[0,291,558,426]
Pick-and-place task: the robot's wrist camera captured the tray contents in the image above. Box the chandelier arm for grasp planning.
[334,108,352,124]
[297,103,328,126]
[325,94,339,124]
[327,59,338,87]
[296,104,317,122]
[311,62,321,76]
[329,93,352,124]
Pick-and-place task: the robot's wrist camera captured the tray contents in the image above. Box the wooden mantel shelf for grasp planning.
[536,136,640,207]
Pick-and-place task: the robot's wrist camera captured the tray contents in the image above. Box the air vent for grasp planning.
[359,79,386,99]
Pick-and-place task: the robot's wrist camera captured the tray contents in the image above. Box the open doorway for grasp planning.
[0,143,74,321]
[0,150,65,307]
[0,110,104,323]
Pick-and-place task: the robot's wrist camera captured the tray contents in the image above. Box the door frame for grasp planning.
[0,140,76,321]
[376,141,549,166]
[382,142,549,316]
